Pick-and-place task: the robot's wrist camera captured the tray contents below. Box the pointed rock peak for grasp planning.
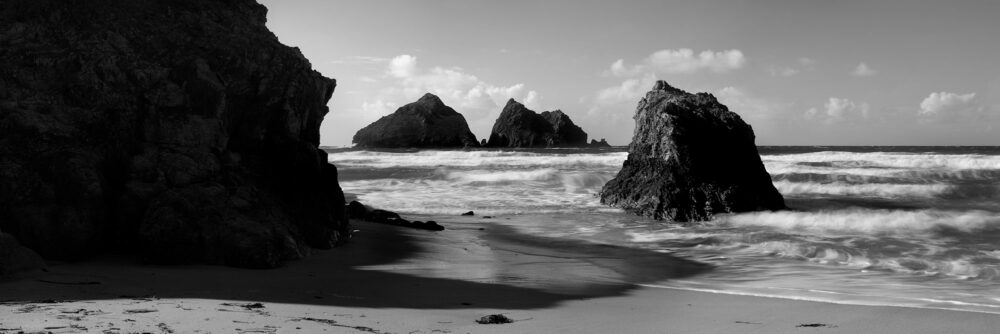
[504,98,523,108]
[418,93,444,105]
[653,80,671,91]
[652,80,689,96]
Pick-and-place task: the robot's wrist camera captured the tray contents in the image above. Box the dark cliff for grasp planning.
[486,99,588,148]
[599,80,785,222]
[0,0,348,268]
[352,93,479,148]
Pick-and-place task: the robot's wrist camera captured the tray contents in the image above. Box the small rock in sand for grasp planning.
[461,211,475,216]
[476,314,513,324]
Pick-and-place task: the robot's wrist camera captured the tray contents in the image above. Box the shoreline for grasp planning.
[2,219,998,333]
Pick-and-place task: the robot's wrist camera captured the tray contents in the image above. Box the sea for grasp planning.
[327,146,1000,314]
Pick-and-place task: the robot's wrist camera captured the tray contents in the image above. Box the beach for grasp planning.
[3,219,998,333]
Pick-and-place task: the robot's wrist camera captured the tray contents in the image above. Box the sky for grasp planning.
[258,0,1000,146]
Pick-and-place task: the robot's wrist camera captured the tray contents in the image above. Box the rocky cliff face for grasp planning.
[486,99,588,148]
[540,110,588,146]
[0,0,348,268]
[599,80,785,222]
[352,93,479,148]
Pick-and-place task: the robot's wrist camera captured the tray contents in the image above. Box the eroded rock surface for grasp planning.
[599,80,784,222]
[486,99,588,147]
[0,0,348,268]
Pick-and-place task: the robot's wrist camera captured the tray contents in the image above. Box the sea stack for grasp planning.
[486,99,588,147]
[0,0,348,268]
[540,110,588,146]
[599,80,784,222]
[352,93,479,148]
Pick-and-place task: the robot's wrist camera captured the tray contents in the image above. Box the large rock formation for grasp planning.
[540,110,588,146]
[0,0,349,268]
[352,93,479,148]
[600,80,784,222]
[486,99,588,147]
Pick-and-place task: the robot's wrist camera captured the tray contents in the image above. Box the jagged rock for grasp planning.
[481,139,487,146]
[0,0,348,268]
[353,93,479,148]
[599,80,785,222]
[540,110,588,146]
[351,201,444,231]
[0,231,45,276]
[590,139,611,147]
[485,99,589,147]
[346,200,368,219]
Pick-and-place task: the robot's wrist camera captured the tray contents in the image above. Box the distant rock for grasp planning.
[599,80,785,222]
[589,139,611,147]
[0,0,348,268]
[486,100,589,147]
[353,93,479,148]
[461,211,475,216]
[481,139,488,146]
[540,110,588,146]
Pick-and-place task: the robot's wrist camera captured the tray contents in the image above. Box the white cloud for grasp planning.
[851,62,878,77]
[594,74,658,106]
[649,49,746,73]
[805,97,871,123]
[359,100,398,123]
[359,55,543,138]
[388,54,418,78]
[918,92,982,122]
[607,48,746,76]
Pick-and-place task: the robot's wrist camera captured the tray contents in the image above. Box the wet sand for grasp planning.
[1,219,998,333]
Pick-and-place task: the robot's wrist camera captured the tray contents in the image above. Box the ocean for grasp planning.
[327,146,1000,314]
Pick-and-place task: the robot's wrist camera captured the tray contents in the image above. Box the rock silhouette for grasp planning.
[599,80,785,222]
[0,0,348,268]
[352,93,479,148]
[486,99,588,147]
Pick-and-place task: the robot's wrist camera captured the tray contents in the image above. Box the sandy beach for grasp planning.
[0,218,997,333]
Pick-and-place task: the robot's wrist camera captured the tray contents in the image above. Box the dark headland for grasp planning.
[0,0,348,269]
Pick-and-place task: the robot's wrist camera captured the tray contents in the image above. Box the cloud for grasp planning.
[361,55,542,133]
[805,97,871,123]
[918,92,982,122]
[594,74,659,107]
[388,55,418,78]
[607,48,746,76]
[851,62,877,77]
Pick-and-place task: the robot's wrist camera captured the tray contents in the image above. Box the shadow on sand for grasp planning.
[1,221,710,310]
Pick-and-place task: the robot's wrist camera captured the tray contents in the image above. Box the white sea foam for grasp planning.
[329,150,628,169]
[441,168,560,183]
[772,180,952,198]
[722,209,1000,234]
[340,169,614,215]
[763,151,1000,170]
